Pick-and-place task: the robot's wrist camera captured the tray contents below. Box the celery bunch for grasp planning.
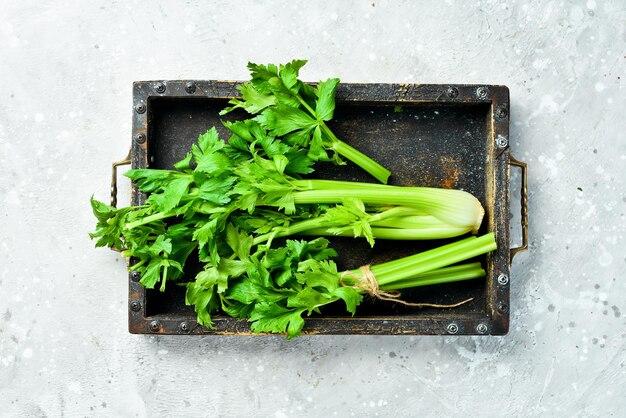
[90,60,495,338]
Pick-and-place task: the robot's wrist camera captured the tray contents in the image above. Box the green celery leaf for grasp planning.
[227,279,288,305]
[194,175,235,205]
[221,299,254,318]
[249,303,306,339]
[223,120,254,141]
[315,78,340,121]
[226,224,253,260]
[174,152,193,170]
[140,259,163,289]
[284,150,315,175]
[298,81,317,102]
[219,258,249,278]
[90,197,115,222]
[256,105,317,136]
[157,176,193,212]
[195,153,230,175]
[149,235,172,256]
[297,262,339,291]
[247,62,279,94]
[275,269,294,287]
[238,82,277,113]
[185,281,216,328]
[273,155,289,174]
[287,288,333,313]
[278,59,307,91]
[191,128,224,165]
[192,219,218,252]
[236,192,258,213]
[285,239,307,258]
[266,77,301,108]
[196,267,228,294]
[263,247,290,269]
[308,126,329,160]
[125,169,176,193]
[332,287,362,315]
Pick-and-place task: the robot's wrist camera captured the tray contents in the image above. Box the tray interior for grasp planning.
[145,97,491,318]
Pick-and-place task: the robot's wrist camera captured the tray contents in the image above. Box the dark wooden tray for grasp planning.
[112,81,527,336]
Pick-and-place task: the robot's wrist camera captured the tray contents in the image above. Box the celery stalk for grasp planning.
[380,262,485,290]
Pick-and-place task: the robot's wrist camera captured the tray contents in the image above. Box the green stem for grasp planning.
[370,215,465,229]
[291,187,483,232]
[374,237,479,276]
[251,217,329,245]
[295,95,391,184]
[301,226,469,240]
[252,206,440,245]
[296,95,317,116]
[379,263,485,290]
[293,179,402,191]
[323,127,391,184]
[160,266,168,292]
[129,259,146,271]
[373,233,496,285]
[125,211,173,230]
[365,206,422,222]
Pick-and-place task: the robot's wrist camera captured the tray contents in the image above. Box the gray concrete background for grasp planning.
[1,0,624,416]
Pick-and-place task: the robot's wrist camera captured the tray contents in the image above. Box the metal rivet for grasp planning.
[154,82,166,93]
[129,300,141,312]
[446,86,459,99]
[498,302,509,313]
[497,273,509,285]
[149,320,161,332]
[134,102,146,114]
[495,105,508,119]
[496,135,508,149]
[131,271,141,282]
[185,82,197,94]
[134,133,146,144]
[446,323,459,334]
[179,322,190,333]
[476,323,488,334]
[476,86,488,99]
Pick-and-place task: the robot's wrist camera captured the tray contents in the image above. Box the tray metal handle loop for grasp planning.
[509,155,528,263]
[111,150,131,207]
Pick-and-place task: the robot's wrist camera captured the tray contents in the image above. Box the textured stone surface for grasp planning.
[0,0,624,416]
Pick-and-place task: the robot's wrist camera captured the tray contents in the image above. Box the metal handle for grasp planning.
[509,155,528,263]
[111,150,131,207]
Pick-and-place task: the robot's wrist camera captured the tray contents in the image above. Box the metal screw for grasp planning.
[498,302,509,313]
[446,323,459,334]
[476,86,488,99]
[496,135,508,149]
[134,133,146,144]
[497,273,509,285]
[179,322,190,333]
[149,320,161,332]
[185,81,197,94]
[130,271,141,282]
[495,105,508,119]
[446,86,459,99]
[476,323,488,334]
[154,82,166,93]
[134,102,146,114]
[129,300,141,312]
